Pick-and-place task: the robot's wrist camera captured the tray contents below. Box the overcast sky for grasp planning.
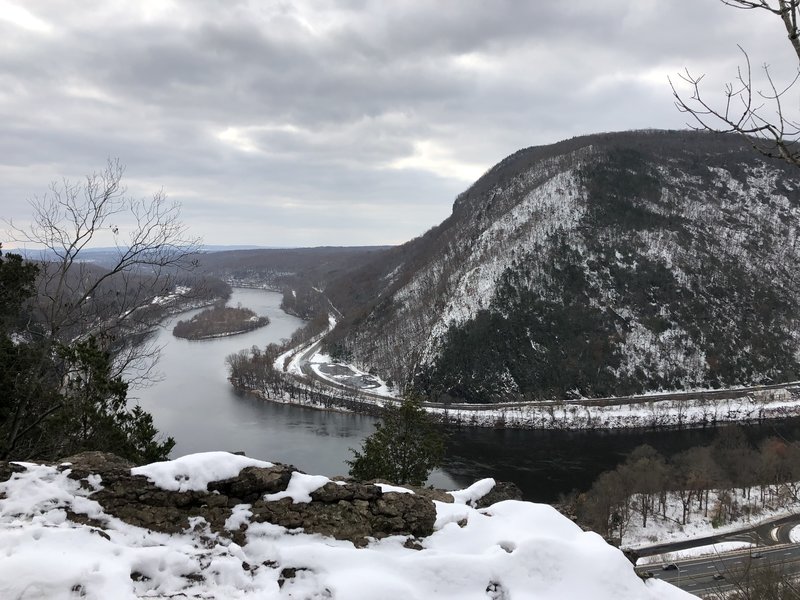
[1,1,795,248]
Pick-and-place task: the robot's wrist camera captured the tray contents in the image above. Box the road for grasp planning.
[635,513,800,595]
[640,543,800,595]
[636,513,800,558]
[282,338,800,412]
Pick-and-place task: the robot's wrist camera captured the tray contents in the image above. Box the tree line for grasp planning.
[574,427,800,546]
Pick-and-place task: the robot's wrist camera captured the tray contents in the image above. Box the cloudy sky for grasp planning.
[0,1,795,248]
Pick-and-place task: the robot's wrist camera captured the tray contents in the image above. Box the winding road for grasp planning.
[283,338,800,413]
[636,514,800,595]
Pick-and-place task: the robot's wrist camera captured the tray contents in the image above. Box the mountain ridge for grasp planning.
[323,130,800,402]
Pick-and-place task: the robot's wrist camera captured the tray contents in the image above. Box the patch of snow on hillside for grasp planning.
[612,321,707,388]
[0,455,692,600]
[622,483,800,551]
[427,169,585,355]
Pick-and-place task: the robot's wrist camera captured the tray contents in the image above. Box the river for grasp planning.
[135,288,461,490]
[137,288,800,503]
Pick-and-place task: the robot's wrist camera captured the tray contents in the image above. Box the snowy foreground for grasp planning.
[0,452,693,599]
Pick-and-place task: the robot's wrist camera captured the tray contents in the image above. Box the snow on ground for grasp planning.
[375,483,414,494]
[448,478,496,507]
[792,525,800,544]
[308,352,332,365]
[308,351,398,397]
[431,392,800,430]
[636,542,754,566]
[264,472,332,503]
[0,453,693,600]
[274,337,318,376]
[623,486,800,551]
[151,286,193,306]
[273,316,338,376]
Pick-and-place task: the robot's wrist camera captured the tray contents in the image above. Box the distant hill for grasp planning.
[321,130,800,402]
[196,246,391,319]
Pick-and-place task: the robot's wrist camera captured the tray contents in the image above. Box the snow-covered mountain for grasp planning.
[325,130,800,402]
[0,451,692,599]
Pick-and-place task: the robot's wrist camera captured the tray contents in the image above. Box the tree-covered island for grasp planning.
[173,303,269,340]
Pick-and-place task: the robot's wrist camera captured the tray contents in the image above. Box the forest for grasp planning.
[574,427,800,547]
[411,139,800,403]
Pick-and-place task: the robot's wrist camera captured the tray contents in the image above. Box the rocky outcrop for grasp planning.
[31,452,438,546]
[0,452,689,600]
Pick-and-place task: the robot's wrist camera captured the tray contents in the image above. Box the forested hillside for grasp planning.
[322,130,800,402]
[195,246,391,319]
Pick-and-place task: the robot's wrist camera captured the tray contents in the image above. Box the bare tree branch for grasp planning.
[4,159,203,380]
[672,1,800,167]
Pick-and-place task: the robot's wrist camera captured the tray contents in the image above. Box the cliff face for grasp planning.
[0,451,691,599]
[325,131,800,402]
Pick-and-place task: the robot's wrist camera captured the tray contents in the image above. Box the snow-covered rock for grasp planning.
[0,451,693,599]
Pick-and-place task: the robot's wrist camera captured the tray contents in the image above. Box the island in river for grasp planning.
[172,303,269,340]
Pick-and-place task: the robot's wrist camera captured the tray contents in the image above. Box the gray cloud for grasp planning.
[0,0,795,247]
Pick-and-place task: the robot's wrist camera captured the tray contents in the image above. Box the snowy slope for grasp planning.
[0,452,693,599]
[328,130,800,402]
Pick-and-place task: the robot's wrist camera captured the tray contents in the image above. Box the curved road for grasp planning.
[284,338,800,413]
[636,514,800,595]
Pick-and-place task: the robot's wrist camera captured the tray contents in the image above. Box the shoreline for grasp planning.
[230,378,800,432]
[262,329,800,431]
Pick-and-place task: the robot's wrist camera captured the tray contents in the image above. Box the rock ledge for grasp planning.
[25,451,438,546]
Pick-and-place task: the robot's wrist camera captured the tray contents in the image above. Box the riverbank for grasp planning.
[247,347,800,431]
[230,374,800,433]
[137,288,800,505]
[258,324,800,430]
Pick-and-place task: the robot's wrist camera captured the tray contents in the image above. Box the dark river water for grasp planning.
[137,288,800,503]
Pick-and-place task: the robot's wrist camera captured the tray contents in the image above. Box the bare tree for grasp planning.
[671,1,800,167]
[7,159,203,379]
[1,161,202,460]
[705,559,800,599]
